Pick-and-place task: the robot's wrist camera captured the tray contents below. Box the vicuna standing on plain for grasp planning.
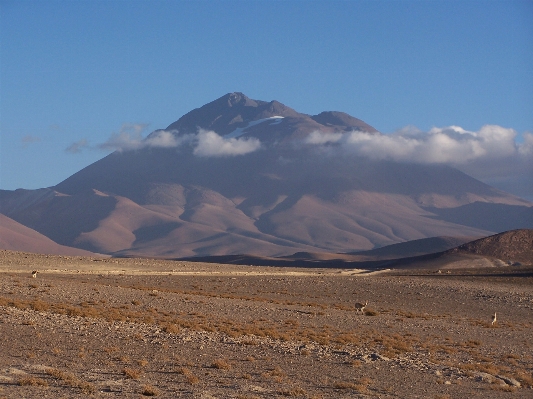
[355,300,368,314]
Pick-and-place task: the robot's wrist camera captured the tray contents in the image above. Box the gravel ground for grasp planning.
[0,251,532,398]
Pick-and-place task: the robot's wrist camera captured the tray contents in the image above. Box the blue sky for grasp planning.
[1,0,532,199]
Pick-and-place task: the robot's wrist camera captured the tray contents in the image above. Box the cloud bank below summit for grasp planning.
[90,123,532,163]
[305,125,532,164]
[193,130,262,157]
[67,124,533,200]
[82,123,262,157]
[304,125,533,200]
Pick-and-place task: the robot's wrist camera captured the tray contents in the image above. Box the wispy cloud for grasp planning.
[193,129,262,157]
[97,123,149,152]
[94,124,262,157]
[21,135,41,148]
[65,139,89,154]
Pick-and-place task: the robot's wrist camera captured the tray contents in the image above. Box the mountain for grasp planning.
[1,93,532,258]
[348,236,477,259]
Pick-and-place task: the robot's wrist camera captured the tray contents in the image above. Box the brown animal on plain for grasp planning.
[355,300,368,314]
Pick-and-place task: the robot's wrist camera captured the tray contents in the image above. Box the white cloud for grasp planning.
[518,132,533,156]
[193,129,262,157]
[98,123,149,152]
[305,131,343,145]
[305,125,533,201]
[96,124,261,157]
[145,130,187,148]
[305,124,527,165]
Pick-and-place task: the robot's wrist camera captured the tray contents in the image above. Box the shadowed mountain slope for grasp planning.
[1,93,532,258]
[184,230,533,270]
[450,229,533,264]
[348,236,478,259]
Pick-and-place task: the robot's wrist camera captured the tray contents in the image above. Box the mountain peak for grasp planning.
[224,92,253,107]
[165,93,301,136]
[163,93,380,141]
[213,92,258,108]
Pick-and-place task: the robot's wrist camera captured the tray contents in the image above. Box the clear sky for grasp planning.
[1,0,532,200]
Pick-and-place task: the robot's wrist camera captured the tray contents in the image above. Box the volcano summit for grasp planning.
[1,93,531,258]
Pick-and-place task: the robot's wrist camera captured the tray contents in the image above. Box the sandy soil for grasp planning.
[0,250,532,398]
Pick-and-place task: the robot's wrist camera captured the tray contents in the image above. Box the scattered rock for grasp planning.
[365,353,390,361]
[497,374,521,387]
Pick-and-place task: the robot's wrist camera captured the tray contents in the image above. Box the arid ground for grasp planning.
[0,250,532,398]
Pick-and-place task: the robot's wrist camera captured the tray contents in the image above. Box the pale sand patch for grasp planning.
[0,250,382,276]
[0,266,380,277]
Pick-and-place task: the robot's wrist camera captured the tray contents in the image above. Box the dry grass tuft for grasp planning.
[104,346,120,354]
[17,376,48,387]
[45,368,95,394]
[269,366,285,377]
[490,384,517,392]
[278,387,307,396]
[123,367,142,379]
[333,377,372,393]
[211,359,232,370]
[177,367,199,384]
[162,323,180,334]
[516,371,533,388]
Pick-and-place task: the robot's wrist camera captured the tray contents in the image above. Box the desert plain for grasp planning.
[0,250,532,398]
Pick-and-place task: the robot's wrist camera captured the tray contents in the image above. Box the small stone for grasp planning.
[369,353,390,361]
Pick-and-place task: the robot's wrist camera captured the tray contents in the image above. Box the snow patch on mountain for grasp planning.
[225,116,284,139]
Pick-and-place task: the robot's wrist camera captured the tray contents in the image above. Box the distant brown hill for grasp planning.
[347,236,477,259]
[0,213,96,256]
[450,229,533,264]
